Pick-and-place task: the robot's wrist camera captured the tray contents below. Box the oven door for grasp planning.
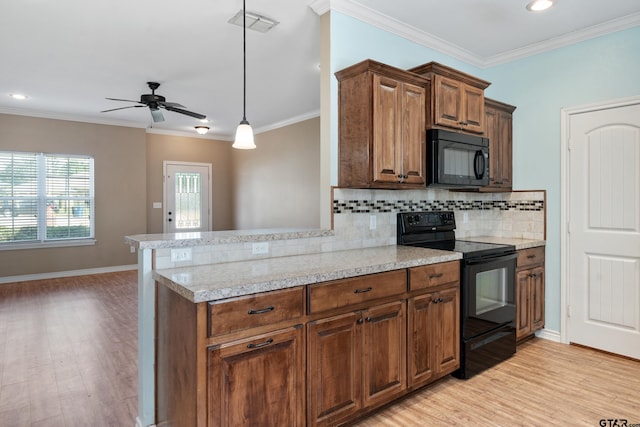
[461,253,517,340]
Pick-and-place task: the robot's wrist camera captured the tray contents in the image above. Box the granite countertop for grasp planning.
[125,228,334,250]
[460,236,545,250]
[153,245,462,303]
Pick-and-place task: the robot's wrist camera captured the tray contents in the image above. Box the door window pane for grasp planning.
[174,172,201,230]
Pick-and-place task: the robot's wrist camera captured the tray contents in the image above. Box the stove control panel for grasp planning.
[398,211,456,232]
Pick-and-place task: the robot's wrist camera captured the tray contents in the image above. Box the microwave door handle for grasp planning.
[474,150,485,179]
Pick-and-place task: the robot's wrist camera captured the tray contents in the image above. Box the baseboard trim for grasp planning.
[535,328,562,343]
[0,264,138,284]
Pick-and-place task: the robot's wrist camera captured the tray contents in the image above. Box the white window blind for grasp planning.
[0,151,94,246]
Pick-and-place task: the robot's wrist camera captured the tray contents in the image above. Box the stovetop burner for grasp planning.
[397,211,515,259]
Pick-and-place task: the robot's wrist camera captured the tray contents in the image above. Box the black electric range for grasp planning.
[397,210,518,379]
[396,211,516,258]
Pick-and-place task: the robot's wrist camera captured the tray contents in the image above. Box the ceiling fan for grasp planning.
[101,82,206,122]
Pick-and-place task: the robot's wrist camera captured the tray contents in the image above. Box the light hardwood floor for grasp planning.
[1,271,638,426]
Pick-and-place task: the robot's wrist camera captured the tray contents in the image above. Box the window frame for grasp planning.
[0,151,96,251]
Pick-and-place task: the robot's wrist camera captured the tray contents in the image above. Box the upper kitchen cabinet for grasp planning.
[409,62,490,135]
[484,98,516,191]
[336,59,429,189]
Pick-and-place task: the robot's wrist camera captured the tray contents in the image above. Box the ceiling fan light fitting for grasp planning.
[195,126,209,135]
[233,120,256,149]
[526,0,555,12]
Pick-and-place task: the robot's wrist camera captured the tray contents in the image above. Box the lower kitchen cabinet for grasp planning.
[408,280,460,388]
[516,247,545,341]
[156,261,462,427]
[207,325,306,427]
[307,301,406,427]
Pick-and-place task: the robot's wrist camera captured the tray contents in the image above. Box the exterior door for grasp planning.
[567,100,640,359]
[164,161,211,233]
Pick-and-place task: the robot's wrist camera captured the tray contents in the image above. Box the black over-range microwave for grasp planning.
[426,129,490,188]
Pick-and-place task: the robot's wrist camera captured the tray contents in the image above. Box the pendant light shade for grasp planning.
[233,0,256,149]
[233,119,256,149]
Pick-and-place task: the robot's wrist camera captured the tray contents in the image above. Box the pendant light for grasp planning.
[233,0,256,149]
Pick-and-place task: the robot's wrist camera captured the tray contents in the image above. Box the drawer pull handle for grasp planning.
[354,287,373,294]
[248,306,275,315]
[429,273,444,279]
[527,255,536,259]
[247,338,274,349]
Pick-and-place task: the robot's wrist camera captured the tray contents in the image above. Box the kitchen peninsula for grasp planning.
[127,214,545,426]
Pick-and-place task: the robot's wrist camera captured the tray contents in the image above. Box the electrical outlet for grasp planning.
[171,248,192,262]
[252,242,269,255]
[369,215,377,230]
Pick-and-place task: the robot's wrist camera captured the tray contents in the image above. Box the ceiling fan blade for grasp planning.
[105,97,142,103]
[159,101,186,108]
[150,108,165,122]
[163,105,207,120]
[101,105,145,113]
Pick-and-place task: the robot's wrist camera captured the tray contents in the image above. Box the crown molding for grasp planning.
[482,12,640,67]
[0,106,321,141]
[254,109,320,135]
[0,106,148,129]
[310,0,640,69]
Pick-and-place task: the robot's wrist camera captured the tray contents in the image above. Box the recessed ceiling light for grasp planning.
[526,0,555,12]
[199,118,210,123]
[9,93,28,100]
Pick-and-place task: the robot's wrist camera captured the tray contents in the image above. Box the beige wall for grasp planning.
[232,117,320,229]
[0,114,320,277]
[145,133,233,232]
[0,114,146,277]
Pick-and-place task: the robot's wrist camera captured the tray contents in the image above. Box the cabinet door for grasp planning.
[208,325,305,427]
[400,82,426,185]
[407,293,435,388]
[516,269,532,340]
[531,266,545,331]
[496,109,513,187]
[462,85,485,133]
[362,301,406,408]
[433,75,463,128]
[485,105,501,186]
[372,74,401,184]
[433,286,460,376]
[307,312,362,427]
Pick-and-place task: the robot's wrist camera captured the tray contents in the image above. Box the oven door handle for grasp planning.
[464,252,517,265]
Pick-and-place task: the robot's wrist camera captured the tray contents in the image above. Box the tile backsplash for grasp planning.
[332,187,545,245]
[154,187,545,269]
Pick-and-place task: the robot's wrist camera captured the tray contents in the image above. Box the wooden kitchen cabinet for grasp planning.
[407,261,460,388]
[516,247,545,341]
[335,59,428,189]
[484,98,516,190]
[208,325,305,427]
[410,61,490,134]
[155,284,307,427]
[307,301,406,427]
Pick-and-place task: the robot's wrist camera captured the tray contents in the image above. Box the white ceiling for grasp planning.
[1,0,639,139]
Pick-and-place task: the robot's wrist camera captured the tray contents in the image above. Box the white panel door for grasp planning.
[164,162,211,233]
[568,102,640,359]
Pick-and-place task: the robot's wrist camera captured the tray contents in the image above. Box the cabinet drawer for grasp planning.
[517,247,545,269]
[308,270,406,314]
[409,261,459,291]
[208,287,304,337]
